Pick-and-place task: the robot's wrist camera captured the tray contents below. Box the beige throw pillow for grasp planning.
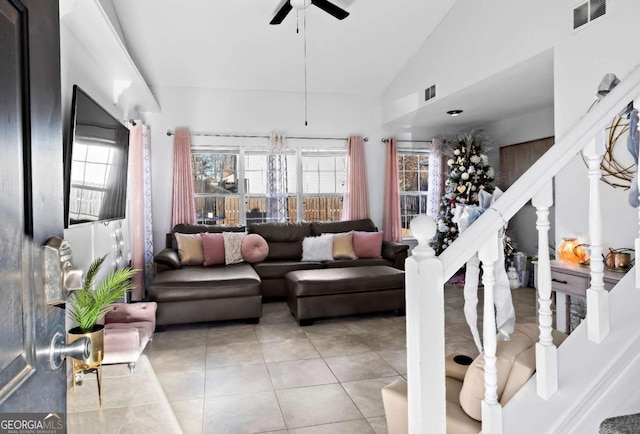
[175,233,204,265]
[333,232,357,260]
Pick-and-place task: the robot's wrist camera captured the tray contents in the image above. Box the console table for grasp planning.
[534,260,626,333]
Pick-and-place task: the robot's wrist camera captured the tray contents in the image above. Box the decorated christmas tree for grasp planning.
[432,131,496,255]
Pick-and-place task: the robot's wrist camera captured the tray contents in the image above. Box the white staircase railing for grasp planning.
[405,64,640,434]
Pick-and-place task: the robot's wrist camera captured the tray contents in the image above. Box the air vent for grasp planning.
[573,0,606,29]
[424,84,436,102]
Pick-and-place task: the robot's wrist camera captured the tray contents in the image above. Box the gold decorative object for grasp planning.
[557,237,586,263]
[68,325,104,408]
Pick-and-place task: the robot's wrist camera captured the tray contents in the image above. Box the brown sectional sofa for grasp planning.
[148,219,409,326]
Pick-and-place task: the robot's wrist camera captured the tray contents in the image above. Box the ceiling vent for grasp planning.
[573,0,606,30]
[425,84,436,102]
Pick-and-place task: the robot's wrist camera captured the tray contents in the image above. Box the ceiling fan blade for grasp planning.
[270,1,293,25]
[311,0,349,20]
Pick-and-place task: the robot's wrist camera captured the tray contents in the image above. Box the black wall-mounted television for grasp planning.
[64,85,130,227]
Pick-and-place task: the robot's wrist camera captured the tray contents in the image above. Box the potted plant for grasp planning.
[67,255,137,370]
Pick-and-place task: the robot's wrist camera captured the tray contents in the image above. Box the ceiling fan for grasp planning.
[270,0,349,25]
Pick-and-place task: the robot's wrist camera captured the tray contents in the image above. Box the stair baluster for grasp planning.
[478,230,503,434]
[584,131,610,343]
[533,181,558,398]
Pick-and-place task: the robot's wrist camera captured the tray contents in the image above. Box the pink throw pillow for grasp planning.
[352,231,383,259]
[201,233,225,266]
[241,234,269,263]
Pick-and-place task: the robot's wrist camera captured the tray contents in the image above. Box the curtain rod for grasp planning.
[382,138,432,143]
[167,130,368,142]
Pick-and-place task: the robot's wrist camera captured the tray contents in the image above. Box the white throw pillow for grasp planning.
[223,232,246,265]
[301,234,335,262]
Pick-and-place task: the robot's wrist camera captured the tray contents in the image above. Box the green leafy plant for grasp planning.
[68,255,137,332]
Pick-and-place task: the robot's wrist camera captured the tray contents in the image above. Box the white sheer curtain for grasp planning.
[141,125,154,290]
[267,134,289,222]
[426,137,444,219]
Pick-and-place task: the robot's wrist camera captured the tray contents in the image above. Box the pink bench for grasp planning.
[101,302,157,373]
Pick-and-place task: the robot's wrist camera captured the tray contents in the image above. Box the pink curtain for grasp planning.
[128,123,145,300]
[170,130,196,227]
[342,136,370,220]
[383,138,402,242]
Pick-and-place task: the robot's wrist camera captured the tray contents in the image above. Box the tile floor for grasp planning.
[67,285,538,434]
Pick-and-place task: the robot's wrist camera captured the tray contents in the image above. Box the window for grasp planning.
[397,151,429,238]
[192,152,239,225]
[301,149,346,222]
[191,145,346,225]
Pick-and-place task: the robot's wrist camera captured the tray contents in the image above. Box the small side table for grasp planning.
[534,260,626,333]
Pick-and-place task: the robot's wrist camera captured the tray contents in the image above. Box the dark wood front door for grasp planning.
[0,0,66,416]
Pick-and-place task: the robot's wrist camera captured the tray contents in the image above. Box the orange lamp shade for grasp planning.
[558,237,586,263]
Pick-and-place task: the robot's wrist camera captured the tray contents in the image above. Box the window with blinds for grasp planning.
[191,145,346,225]
[397,150,429,237]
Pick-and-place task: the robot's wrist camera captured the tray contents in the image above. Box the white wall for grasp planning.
[386,0,640,254]
[483,106,556,256]
[147,85,386,253]
[553,0,640,251]
[382,0,565,113]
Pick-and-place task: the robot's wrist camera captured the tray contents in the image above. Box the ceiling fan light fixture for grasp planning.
[447,109,463,117]
[291,0,312,9]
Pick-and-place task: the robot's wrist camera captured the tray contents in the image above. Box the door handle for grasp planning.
[49,332,90,370]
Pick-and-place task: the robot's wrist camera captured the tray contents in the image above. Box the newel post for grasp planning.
[406,215,445,434]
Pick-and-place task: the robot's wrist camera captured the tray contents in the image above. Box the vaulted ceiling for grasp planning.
[104,0,554,134]
[109,0,457,96]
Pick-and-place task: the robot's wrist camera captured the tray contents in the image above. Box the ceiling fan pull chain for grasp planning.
[296,8,299,33]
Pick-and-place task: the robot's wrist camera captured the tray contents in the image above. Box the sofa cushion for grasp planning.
[302,234,335,262]
[353,231,383,259]
[149,264,260,301]
[248,221,312,242]
[175,233,204,265]
[174,223,245,234]
[266,241,303,261]
[167,224,245,249]
[333,232,357,260]
[252,260,323,280]
[310,218,376,235]
[241,234,269,263]
[323,258,391,268]
[223,232,246,265]
[201,233,225,266]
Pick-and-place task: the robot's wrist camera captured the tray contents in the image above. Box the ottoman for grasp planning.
[285,265,405,325]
